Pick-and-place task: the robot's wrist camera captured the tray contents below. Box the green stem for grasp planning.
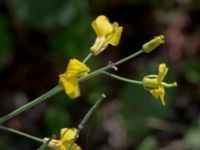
[0,125,43,143]
[37,137,52,150]
[82,52,93,64]
[78,49,144,82]
[0,49,143,124]
[68,94,106,150]
[103,71,143,85]
[0,85,62,124]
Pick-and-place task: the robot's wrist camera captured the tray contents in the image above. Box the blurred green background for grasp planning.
[0,0,200,149]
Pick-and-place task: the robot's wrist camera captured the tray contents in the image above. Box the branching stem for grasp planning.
[0,49,143,124]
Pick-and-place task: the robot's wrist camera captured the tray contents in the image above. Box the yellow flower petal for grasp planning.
[90,15,123,55]
[150,86,166,106]
[61,128,81,150]
[65,59,90,78]
[70,143,82,150]
[160,89,166,106]
[108,23,123,46]
[90,37,107,55]
[92,15,113,37]
[59,59,90,99]
[158,63,168,83]
[63,141,81,150]
[59,75,80,99]
[61,128,77,141]
[44,138,62,149]
[47,139,81,150]
[150,89,161,99]
[68,143,82,150]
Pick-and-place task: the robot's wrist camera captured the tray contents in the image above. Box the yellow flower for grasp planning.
[143,63,177,106]
[142,35,165,53]
[59,59,90,99]
[44,128,81,150]
[90,15,123,55]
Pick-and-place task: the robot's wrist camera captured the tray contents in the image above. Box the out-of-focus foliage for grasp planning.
[48,19,92,58]
[0,13,15,71]
[185,122,200,149]
[44,105,70,135]
[184,59,200,85]
[9,0,92,58]
[137,136,158,150]
[10,0,79,30]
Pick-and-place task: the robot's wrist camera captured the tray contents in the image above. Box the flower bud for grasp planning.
[142,35,165,53]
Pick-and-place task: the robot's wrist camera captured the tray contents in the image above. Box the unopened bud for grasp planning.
[142,35,165,53]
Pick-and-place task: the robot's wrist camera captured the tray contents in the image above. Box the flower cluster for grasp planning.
[59,15,177,106]
[0,14,179,150]
[55,15,177,150]
[44,128,81,150]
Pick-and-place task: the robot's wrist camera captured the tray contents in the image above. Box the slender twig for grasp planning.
[78,50,144,82]
[0,85,62,124]
[82,52,93,64]
[37,137,53,150]
[0,49,143,124]
[103,71,143,85]
[68,93,106,150]
[0,125,43,143]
